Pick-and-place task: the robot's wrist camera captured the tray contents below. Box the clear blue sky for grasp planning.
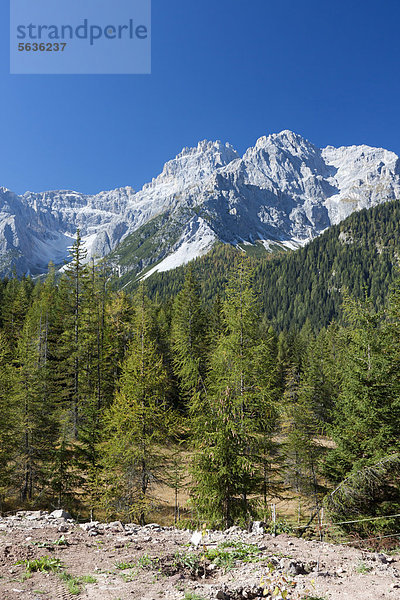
[2,0,400,195]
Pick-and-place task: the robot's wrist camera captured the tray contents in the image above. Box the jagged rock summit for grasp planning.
[1,130,399,277]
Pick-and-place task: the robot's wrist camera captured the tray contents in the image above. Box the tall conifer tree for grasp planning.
[102,286,172,524]
[191,257,278,527]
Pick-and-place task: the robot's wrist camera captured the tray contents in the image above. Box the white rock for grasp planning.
[50,509,72,520]
[190,530,203,547]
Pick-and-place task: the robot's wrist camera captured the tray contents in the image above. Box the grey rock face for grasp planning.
[1,131,399,277]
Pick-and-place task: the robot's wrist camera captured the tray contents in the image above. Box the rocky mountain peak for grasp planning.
[0,131,399,278]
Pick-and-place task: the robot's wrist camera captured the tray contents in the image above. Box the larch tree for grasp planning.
[102,286,172,524]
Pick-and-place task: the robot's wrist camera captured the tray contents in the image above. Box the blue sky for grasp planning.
[2,0,400,195]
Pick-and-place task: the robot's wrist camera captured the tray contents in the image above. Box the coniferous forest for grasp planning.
[2,225,400,537]
[145,198,400,332]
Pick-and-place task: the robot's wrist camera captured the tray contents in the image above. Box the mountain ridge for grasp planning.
[1,130,399,277]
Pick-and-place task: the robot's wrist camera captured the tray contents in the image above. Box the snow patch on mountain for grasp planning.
[142,217,217,280]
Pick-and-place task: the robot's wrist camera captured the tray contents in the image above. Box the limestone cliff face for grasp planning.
[1,130,399,276]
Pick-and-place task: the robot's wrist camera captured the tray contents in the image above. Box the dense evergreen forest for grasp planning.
[143,198,400,332]
[2,223,400,535]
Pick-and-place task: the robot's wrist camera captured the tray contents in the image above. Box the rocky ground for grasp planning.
[1,511,400,600]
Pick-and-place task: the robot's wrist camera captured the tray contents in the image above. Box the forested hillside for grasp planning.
[2,228,400,534]
[142,198,400,331]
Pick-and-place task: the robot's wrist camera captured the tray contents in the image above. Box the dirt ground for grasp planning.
[1,512,400,600]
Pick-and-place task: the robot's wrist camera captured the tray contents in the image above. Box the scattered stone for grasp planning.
[224,526,242,535]
[80,521,98,532]
[49,509,72,520]
[288,560,307,575]
[108,520,125,532]
[0,515,397,600]
[251,521,265,535]
[375,553,389,564]
[26,511,45,521]
[144,523,162,530]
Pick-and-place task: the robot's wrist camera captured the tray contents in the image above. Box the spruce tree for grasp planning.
[59,230,89,439]
[0,332,18,507]
[191,257,278,527]
[324,294,397,483]
[171,266,206,401]
[14,279,60,502]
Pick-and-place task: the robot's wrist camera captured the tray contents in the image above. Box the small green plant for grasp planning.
[355,561,372,574]
[114,561,136,570]
[53,535,69,546]
[30,541,49,548]
[184,593,207,600]
[31,535,69,548]
[136,553,159,570]
[59,572,81,595]
[80,575,97,583]
[59,572,97,595]
[206,542,261,571]
[268,520,294,535]
[16,556,63,573]
[259,564,297,599]
[172,551,201,574]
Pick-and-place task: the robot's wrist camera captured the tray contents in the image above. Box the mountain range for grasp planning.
[1,130,400,278]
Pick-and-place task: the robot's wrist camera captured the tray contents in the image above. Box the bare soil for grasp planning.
[1,512,400,600]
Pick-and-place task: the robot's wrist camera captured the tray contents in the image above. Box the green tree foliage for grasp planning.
[0,331,17,507]
[14,277,60,501]
[58,230,90,439]
[101,286,173,524]
[190,258,279,527]
[143,199,400,332]
[4,217,400,532]
[325,294,400,484]
[325,454,400,534]
[171,267,207,400]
